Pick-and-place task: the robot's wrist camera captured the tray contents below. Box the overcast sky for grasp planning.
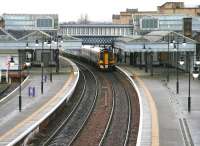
[0,0,199,22]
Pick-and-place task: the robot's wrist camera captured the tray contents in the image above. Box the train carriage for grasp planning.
[81,45,115,70]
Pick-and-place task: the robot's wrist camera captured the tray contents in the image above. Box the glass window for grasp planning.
[142,19,158,29]
[37,19,53,28]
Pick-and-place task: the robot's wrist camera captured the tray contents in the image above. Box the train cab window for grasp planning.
[100,51,104,60]
[109,51,113,61]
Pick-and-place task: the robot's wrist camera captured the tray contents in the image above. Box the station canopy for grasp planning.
[0,28,82,51]
[114,31,197,52]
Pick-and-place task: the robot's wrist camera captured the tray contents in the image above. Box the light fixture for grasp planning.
[35,40,39,46]
[195,57,200,65]
[26,42,29,49]
[143,44,146,49]
[54,39,58,44]
[182,38,186,47]
[60,37,63,43]
[179,56,184,65]
[9,57,15,66]
[44,38,47,44]
[47,39,51,47]
[51,39,55,44]
[192,66,199,78]
[25,61,31,67]
[170,39,174,47]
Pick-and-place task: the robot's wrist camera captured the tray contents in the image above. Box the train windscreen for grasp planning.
[100,51,104,60]
[108,51,113,61]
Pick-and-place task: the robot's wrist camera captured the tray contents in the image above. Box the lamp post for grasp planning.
[179,54,199,112]
[9,49,31,112]
[170,37,186,94]
[36,39,45,94]
[149,48,153,76]
[167,33,170,82]
[143,44,148,73]
[54,35,62,73]
[48,39,52,82]
[19,51,22,112]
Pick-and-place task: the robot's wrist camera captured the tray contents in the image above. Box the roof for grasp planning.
[0,28,82,43]
[0,29,6,35]
[116,31,196,44]
[144,31,172,42]
[7,30,35,39]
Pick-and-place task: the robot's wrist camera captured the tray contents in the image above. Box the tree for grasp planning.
[77,14,90,24]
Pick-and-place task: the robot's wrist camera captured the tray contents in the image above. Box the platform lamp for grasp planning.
[170,36,186,94]
[26,42,29,49]
[143,43,148,72]
[9,51,31,112]
[47,39,52,82]
[9,56,15,66]
[35,39,44,94]
[179,54,199,112]
[54,36,61,73]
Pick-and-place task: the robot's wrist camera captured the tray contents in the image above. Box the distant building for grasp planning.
[3,14,58,32]
[158,2,200,16]
[0,16,5,28]
[112,2,200,25]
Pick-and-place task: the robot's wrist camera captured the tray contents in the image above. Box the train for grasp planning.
[80,45,115,70]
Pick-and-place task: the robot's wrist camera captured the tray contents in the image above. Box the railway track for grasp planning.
[42,62,98,146]
[31,57,139,146]
[98,72,132,146]
[71,66,140,146]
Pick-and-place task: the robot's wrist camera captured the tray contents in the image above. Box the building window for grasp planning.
[37,19,53,28]
[142,19,158,29]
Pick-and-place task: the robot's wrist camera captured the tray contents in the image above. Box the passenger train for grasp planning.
[80,45,115,70]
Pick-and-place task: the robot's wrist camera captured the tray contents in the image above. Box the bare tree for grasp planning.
[77,13,90,24]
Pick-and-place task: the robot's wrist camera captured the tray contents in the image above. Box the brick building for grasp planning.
[112,2,200,24]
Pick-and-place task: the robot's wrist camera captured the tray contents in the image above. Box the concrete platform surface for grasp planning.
[0,60,78,146]
[119,65,200,146]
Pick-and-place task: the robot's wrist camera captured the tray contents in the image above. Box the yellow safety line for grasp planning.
[0,73,74,140]
[129,68,159,146]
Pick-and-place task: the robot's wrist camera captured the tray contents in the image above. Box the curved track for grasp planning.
[31,56,140,146]
[42,63,98,146]
[98,72,132,146]
[70,63,140,146]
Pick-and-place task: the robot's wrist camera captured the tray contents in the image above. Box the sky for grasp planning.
[0,0,199,22]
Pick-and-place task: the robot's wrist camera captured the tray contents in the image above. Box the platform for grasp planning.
[0,57,79,146]
[119,65,200,146]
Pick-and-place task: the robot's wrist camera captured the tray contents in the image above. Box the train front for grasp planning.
[98,48,115,70]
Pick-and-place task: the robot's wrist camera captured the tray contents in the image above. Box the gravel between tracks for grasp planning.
[72,71,113,146]
[48,64,98,146]
[117,72,140,146]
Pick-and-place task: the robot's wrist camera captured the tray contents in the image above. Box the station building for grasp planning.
[112,2,200,25]
[0,16,4,28]
[114,31,198,72]
[2,13,58,32]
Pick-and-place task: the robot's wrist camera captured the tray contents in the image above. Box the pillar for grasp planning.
[124,52,127,63]
[139,52,142,69]
[150,53,153,76]
[133,52,137,66]
[130,52,133,65]
[145,52,148,73]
